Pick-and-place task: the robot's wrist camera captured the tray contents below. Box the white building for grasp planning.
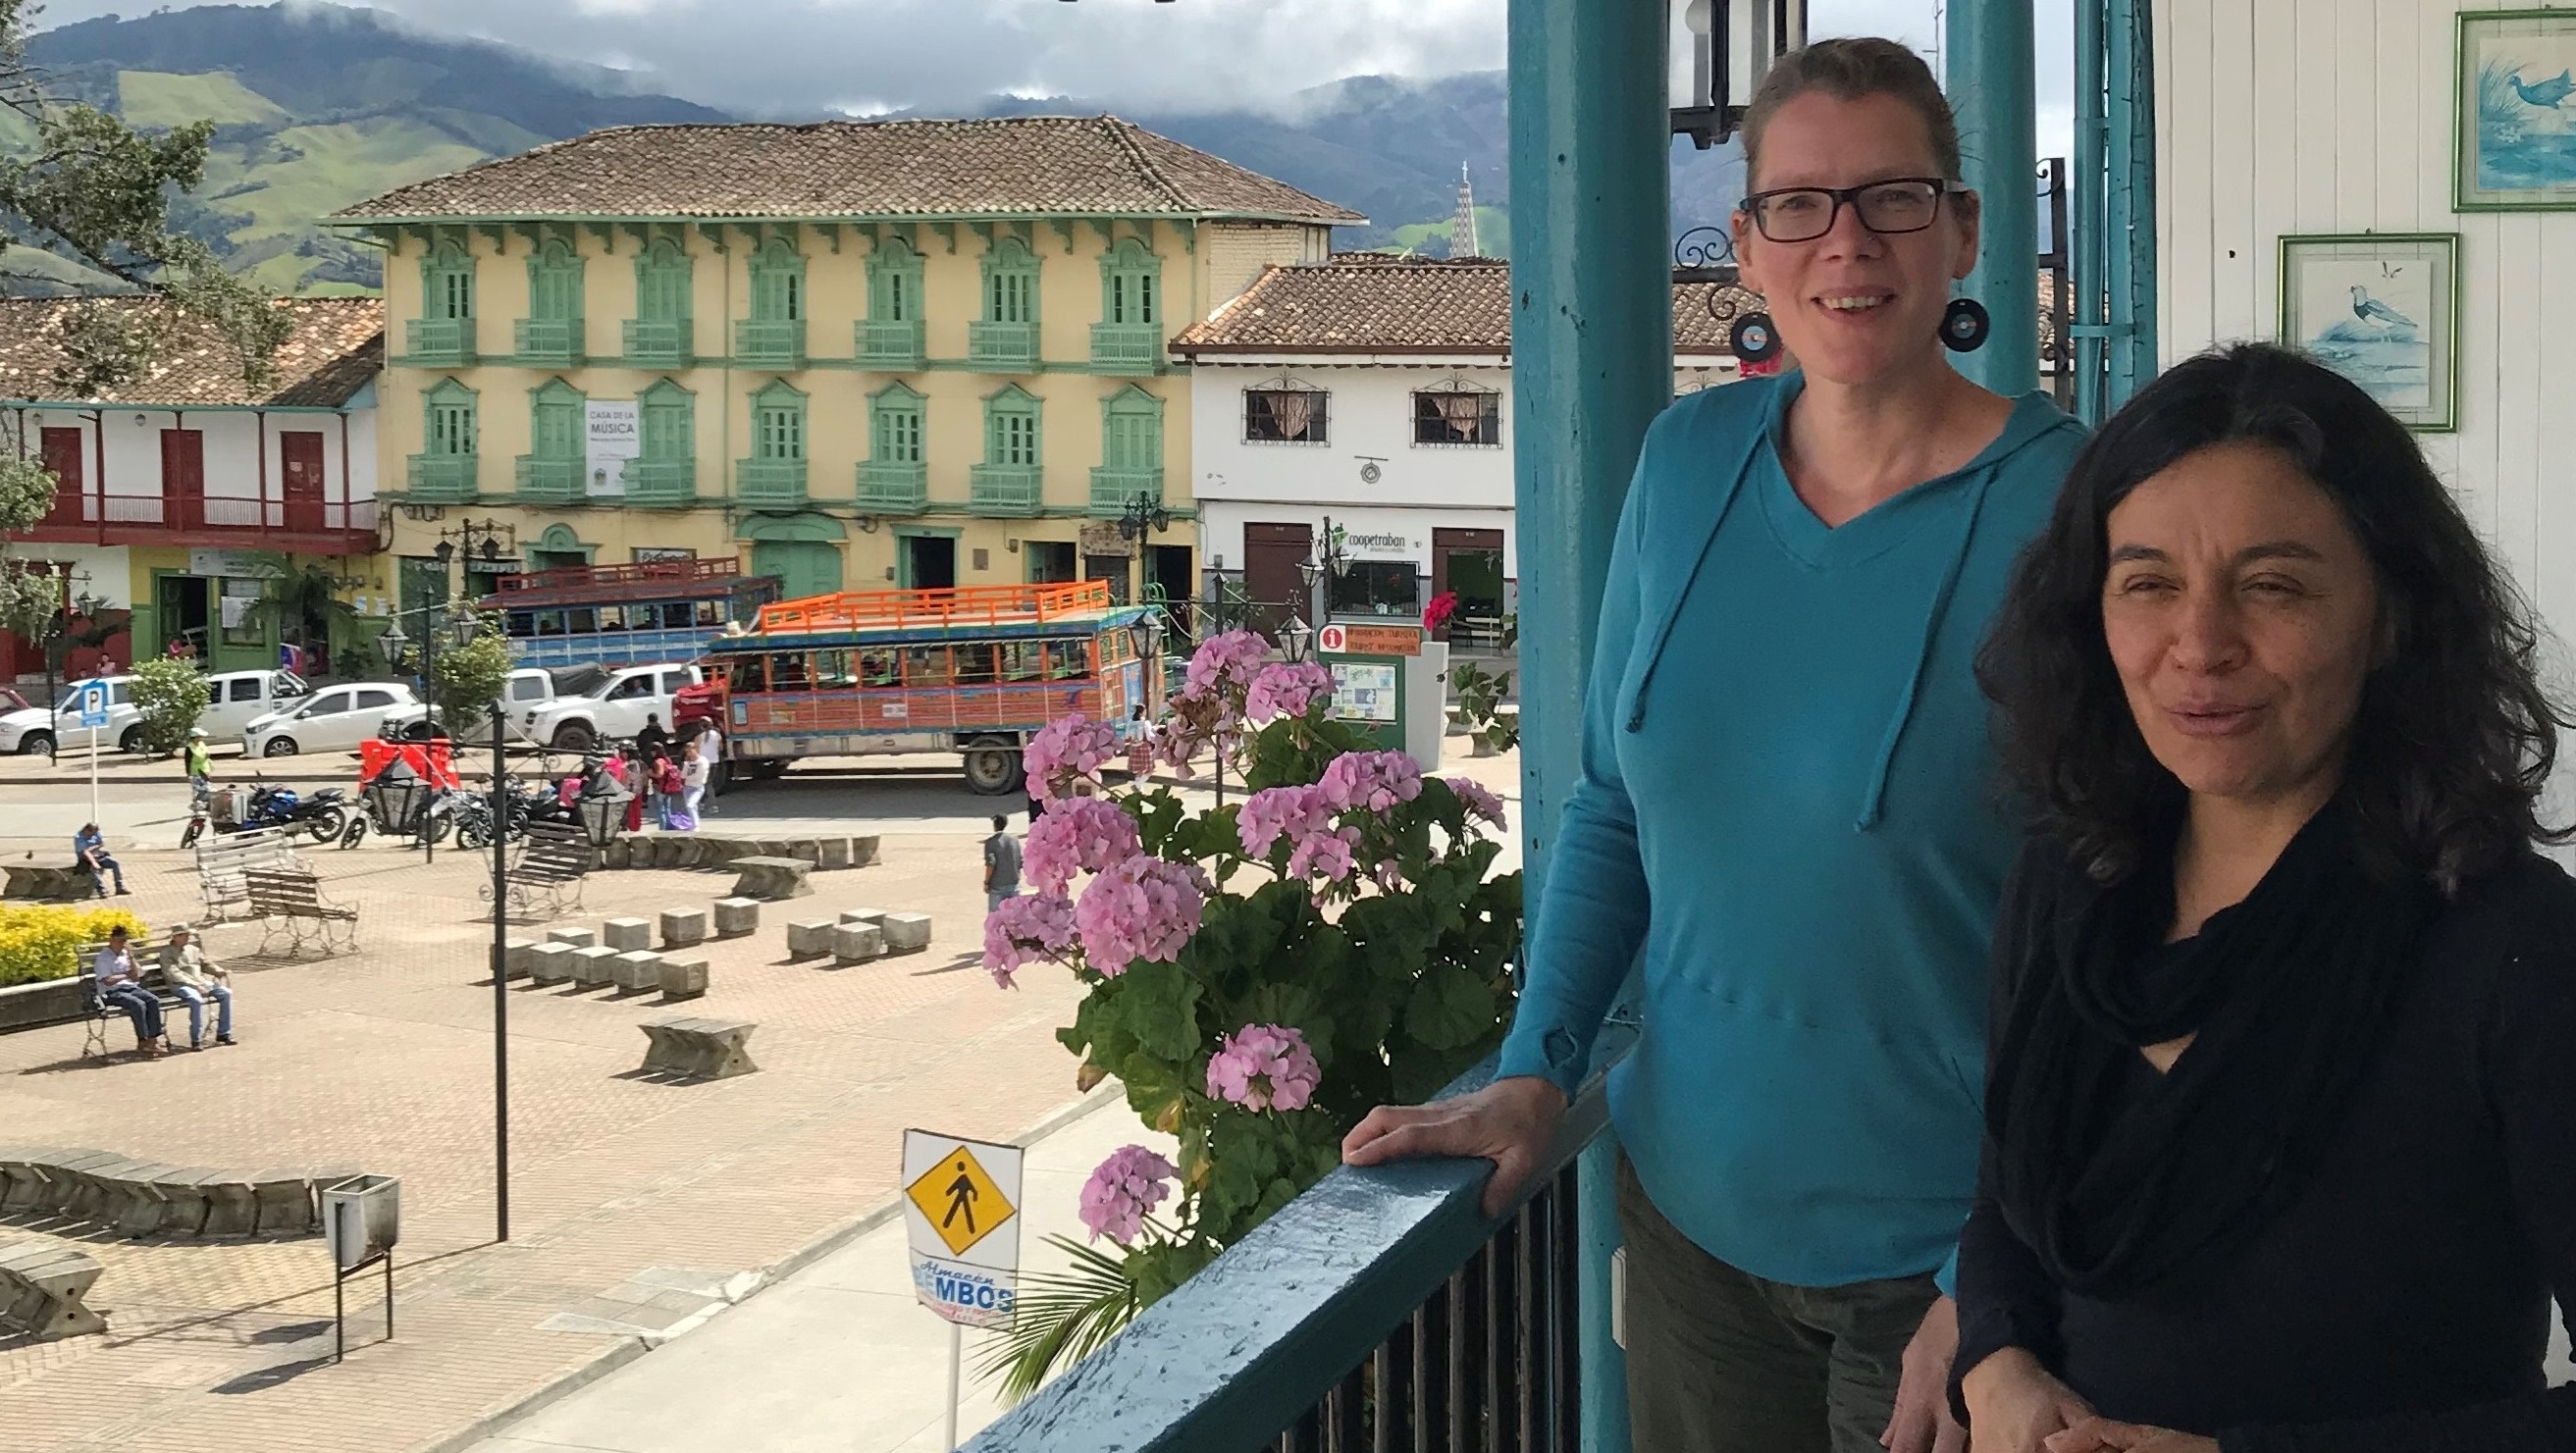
[1170,257,1747,639]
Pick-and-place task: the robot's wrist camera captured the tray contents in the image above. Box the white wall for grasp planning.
[1192,363,1519,518]
[21,404,378,518]
[2156,0,2576,635]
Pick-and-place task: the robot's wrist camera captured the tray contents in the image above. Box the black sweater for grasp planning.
[1951,848,2576,1452]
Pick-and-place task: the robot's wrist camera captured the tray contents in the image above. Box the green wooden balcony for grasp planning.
[1089,323,1163,375]
[514,455,583,503]
[622,319,693,369]
[405,453,478,503]
[734,318,807,371]
[513,318,585,367]
[404,318,476,368]
[1089,467,1165,517]
[857,460,928,511]
[969,463,1044,516]
[623,458,697,507]
[857,318,926,371]
[734,457,810,507]
[968,321,1040,373]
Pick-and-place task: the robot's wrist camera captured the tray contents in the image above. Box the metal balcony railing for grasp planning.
[404,318,476,367]
[622,319,693,369]
[968,463,1043,516]
[513,456,583,502]
[734,457,810,506]
[1089,322,1163,375]
[969,320,1040,372]
[734,318,808,371]
[857,460,928,511]
[1088,467,1164,518]
[513,317,584,366]
[964,1049,1610,1453]
[857,318,927,371]
[622,458,697,507]
[405,454,478,502]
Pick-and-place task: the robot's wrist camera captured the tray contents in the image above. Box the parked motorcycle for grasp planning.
[180,783,349,848]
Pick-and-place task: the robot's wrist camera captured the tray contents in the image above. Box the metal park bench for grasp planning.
[242,868,359,958]
[73,935,184,1059]
[194,828,303,925]
[482,823,595,922]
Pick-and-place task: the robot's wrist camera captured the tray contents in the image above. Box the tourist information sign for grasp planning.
[903,1128,1024,1450]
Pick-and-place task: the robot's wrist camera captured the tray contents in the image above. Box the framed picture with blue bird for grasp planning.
[2455,9,2576,210]
[2278,234,2459,433]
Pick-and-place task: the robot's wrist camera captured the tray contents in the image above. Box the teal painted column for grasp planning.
[1506,0,1669,1448]
[1948,0,2040,395]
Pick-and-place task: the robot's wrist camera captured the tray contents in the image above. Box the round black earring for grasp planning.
[1940,297,1990,353]
[1730,312,1783,364]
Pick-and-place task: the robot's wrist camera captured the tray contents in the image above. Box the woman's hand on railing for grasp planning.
[1958,1347,2094,1453]
[1339,1075,1570,1218]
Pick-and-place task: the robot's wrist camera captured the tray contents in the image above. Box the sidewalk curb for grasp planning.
[414,1081,1126,1453]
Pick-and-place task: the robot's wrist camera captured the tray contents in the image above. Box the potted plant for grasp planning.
[1446,659,1518,757]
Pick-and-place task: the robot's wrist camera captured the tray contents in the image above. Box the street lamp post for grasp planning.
[489,694,510,1243]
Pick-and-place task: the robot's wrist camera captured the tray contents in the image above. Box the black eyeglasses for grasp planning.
[1739,178,1968,243]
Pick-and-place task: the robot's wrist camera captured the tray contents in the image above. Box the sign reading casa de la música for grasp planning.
[902,1129,1024,1328]
[585,401,641,497]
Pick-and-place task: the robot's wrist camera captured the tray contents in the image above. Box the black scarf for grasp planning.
[1987,802,2440,1299]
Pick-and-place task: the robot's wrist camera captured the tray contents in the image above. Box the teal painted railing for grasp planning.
[969,321,1041,373]
[513,456,583,503]
[622,319,693,370]
[963,1047,1614,1453]
[1087,467,1162,517]
[735,318,808,371]
[969,463,1043,516]
[404,318,475,368]
[857,318,927,372]
[858,459,928,510]
[404,453,477,502]
[513,318,585,367]
[1088,323,1162,375]
[734,457,810,506]
[623,458,697,507]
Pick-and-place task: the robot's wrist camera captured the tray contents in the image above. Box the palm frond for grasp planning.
[972,1234,1142,1405]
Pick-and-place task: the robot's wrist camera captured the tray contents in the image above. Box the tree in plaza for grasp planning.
[129,654,209,756]
[248,554,366,677]
[0,444,57,642]
[428,615,514,728]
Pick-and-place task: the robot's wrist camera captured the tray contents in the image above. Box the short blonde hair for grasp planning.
[1742,37,1962,188]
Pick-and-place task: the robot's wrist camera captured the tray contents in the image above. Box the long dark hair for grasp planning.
[1978,342,2569,892]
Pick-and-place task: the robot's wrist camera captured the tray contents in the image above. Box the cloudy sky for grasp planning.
[40,0,2073,152]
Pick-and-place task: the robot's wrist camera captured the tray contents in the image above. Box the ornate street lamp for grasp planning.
[1280,614,1314,664]
[1115,492,1171,543]
[368,756,428,838]
[574,765,629,848]
[1672,0,1809,149]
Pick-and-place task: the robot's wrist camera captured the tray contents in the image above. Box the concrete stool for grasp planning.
[815,838,854,870]
[830,922,885,964]
[525,942,576,985]
[880,912,933,955]
[602,917,653,953]
[502,938,539,981]
[247,1173,317,1236]
[785,918,836,960]
[548,926,597,950]
[569,945,621,988]
[639,1017,758,1080]
[729,856,814,901]
[610,950,663,993]
[840,908,889,928]
[712,898,761,939]
[657,954,710,1002]
[659,908,709,949]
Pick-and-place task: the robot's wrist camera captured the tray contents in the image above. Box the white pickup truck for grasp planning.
[522,662,703,751]
[377,665,609,745]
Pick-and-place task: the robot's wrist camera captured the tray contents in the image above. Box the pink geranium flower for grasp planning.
[1074,856,1207,974]
[981,893,1078,988]
[1078,1145,1177,1244]
[1205,1023,1323,1113]
[1024,797,1142,894]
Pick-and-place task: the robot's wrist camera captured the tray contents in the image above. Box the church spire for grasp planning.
[1450,163,1480,259]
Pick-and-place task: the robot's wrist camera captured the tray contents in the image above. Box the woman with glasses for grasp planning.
[1958,345,2576,1451]
[1344,37,2084,1453]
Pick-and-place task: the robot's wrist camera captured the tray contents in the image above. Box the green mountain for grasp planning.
[13,3,731,294]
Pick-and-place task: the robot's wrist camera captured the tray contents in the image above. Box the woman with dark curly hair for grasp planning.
[1953,341,2576,1451]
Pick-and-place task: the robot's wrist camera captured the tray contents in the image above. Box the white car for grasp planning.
[242,682,421,757]
[198,669,309,743]
[377,665,609,745]
[523,662,703,751]
[0,676,140,755]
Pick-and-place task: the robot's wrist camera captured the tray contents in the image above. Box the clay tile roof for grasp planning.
[0,296,383,407]
[328,116,1366,227]
[1172,257,1763,357]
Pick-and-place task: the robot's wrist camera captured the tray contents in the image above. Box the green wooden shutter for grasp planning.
[638,241,691,321]
[428,389,476,455]
[531,387,582,459]
[872,389,923,463]
[752,240,806,322]
[757,399,805,460]
[641,384,693,460]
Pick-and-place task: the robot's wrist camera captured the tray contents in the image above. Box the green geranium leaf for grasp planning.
[1405,962,1499,1052]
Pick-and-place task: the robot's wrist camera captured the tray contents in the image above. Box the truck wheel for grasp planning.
[551,721,597,752]
[962,744,1025,796]
[19,731,53,757]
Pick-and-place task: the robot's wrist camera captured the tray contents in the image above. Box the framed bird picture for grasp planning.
[2455,10,2576,210]
[2278,234,2459,433]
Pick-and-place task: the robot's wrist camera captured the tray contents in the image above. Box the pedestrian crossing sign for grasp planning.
[901,1129,1025,1330]
[905,1143,1016,1257]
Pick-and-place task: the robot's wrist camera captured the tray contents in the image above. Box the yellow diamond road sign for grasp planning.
[906,1144,1016,1258]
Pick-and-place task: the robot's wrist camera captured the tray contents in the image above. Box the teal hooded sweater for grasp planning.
[1497,372,2086,1289]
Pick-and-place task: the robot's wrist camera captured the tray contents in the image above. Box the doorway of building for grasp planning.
[156,574,211,662]
[281,431,327,532]
[902,534,957,591]
[1242,521,1313,639]
[1084,553,1133,605]
[1433,528,1507,644]
[1025,541,1077,584]
[160,428,205,530]
[751,541,844,600]
[1147,544,1194,635]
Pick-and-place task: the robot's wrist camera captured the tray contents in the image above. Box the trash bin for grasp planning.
[322,1174,399,1271]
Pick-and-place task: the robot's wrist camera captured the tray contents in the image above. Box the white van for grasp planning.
[523,662,703,750]
[198,669,309,742]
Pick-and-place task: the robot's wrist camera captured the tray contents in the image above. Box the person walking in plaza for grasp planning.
[74,821,129,897]
[93,926,166,1057]
[983,815,1023,913]
[652,746,689,830]
[1955,344,2576,1450]
[158,923,236,1049]
[1341,38,2085,1453]
[691,720,722,817]
[184,727,213,811]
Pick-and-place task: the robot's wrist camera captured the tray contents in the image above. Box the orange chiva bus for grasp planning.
[693,581,1167,795]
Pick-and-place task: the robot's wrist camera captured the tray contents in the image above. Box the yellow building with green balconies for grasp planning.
[324,116,1362,613]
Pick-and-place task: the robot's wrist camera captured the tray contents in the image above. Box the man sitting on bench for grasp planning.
[94,927,167,1058]
[159,923,236,1050]
[74,822,130,898]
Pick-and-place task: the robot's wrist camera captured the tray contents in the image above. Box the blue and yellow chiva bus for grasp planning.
[482,559,782,670]
[690,581,1165,794]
